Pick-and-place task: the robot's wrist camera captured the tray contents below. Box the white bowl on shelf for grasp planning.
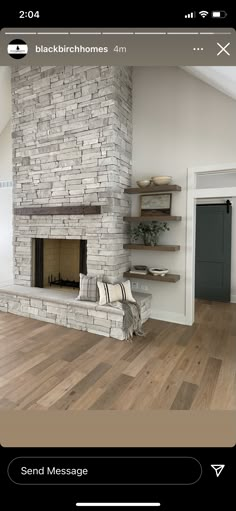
[151,176,172,186]
[136,180,151,188]
[149,267,169,276]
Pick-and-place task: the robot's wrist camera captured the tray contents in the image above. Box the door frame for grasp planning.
[186,163,236,325]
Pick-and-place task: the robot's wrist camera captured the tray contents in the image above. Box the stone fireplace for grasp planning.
[33,238,87,289]
[0,65,152,339]
[12,65,133,286]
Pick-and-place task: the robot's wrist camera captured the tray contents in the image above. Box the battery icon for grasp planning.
[211,11,227,18]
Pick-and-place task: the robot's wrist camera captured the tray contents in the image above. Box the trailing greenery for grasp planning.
[131,221,170,246]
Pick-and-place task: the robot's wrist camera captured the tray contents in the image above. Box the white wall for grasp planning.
[0,67,11,135]
[0,121,12,179]
[0,121,13,286]
[132,67,236,322]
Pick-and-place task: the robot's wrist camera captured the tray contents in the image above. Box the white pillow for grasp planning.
[97,280,136,306]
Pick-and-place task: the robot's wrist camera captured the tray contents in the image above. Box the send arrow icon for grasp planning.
[211,465,225,477]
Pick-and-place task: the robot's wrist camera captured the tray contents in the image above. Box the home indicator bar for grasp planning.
[75,504,161,508]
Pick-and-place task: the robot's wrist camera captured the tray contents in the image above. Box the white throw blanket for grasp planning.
[109,300,144,341]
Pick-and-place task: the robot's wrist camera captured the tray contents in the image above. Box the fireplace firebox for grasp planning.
[34,239,87,289]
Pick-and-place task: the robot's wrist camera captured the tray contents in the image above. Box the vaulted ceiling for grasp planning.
[183,66,236,101]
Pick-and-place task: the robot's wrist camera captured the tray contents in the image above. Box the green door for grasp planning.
[195,203,232,302]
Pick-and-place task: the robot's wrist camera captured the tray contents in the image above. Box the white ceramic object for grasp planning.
[149,267,169,276]
[151,176,172,186]
[136,180,151,188]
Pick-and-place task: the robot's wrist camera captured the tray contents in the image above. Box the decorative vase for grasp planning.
[143,232,156,246]
[143,232,152,246]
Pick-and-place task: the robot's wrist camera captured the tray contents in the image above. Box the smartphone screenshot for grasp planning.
[0,7,235,509]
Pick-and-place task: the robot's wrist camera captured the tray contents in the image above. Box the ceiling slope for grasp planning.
[182,66,236,101]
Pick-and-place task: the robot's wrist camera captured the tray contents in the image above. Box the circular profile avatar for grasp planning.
[8,39,28,59]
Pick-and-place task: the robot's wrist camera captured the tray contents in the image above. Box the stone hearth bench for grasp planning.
[0,285,152,340]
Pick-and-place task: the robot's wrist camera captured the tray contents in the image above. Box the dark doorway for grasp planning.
[195,203,232,302]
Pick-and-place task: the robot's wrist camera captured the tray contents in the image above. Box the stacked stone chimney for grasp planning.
[11,66,132,285]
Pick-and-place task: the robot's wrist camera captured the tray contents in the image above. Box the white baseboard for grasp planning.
[150,310,189,325]
[231,295,236,303]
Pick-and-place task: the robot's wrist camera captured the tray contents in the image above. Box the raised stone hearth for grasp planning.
[0,286,152,340]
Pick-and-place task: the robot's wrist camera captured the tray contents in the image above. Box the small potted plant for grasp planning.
[131,221,170,246]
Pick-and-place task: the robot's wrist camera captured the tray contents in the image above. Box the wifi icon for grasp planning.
[199,10,209,18]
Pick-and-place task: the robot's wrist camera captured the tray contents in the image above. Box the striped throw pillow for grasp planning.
[97,280,136,306]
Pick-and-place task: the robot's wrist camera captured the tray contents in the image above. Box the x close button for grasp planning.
[217,42,230,56]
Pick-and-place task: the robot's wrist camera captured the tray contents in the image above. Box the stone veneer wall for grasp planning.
[11,66,132,285]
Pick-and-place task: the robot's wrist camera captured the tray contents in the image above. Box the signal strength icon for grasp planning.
[199,10,209,18]
[185,12,196,18]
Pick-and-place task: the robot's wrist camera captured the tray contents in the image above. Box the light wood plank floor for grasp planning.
[0,299,235,410]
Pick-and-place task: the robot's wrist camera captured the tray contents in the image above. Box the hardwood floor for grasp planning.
[0,299,235,410]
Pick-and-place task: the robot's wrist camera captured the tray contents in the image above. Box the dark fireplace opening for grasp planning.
[34,239,87,289]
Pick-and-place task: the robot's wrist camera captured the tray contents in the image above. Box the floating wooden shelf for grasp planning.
[124,215,182,222]
[124,184,181,194]
[124,272,180,283]
[124,244,180,251]
[123,185,181,283]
